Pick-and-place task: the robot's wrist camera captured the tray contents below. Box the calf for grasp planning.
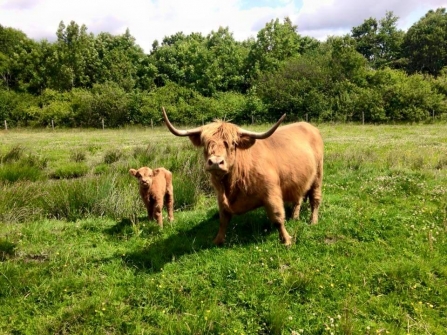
[129,167,174,227]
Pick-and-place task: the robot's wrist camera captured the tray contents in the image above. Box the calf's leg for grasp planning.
[153,201,163,228]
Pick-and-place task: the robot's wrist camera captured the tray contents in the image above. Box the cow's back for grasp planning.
[259,122,323,203]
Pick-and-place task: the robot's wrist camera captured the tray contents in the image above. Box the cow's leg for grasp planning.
[291,197,304,220]
[153,201,163,228]
[265,199,292,246]
[308,172,323,225]
[165,189,174,222]
[214,208,232,246]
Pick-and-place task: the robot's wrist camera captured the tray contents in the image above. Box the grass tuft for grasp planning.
[49,162,89,179]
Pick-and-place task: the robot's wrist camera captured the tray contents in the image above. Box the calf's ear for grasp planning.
[129,169,137,177]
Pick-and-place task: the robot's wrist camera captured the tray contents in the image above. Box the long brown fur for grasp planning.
[171,119,324,246]
[129,167,174,228]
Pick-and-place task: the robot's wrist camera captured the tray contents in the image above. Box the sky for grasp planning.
[1,0,446,53]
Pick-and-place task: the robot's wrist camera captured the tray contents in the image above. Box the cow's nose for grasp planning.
[207,156,224,167]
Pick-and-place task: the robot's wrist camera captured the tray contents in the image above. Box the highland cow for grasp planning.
[162,107,323,245]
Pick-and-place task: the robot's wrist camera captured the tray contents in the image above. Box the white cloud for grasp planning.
[1,0,446,52]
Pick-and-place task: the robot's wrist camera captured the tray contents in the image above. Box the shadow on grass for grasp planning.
[106,208,278,273]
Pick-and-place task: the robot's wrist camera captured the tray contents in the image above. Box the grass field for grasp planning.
[1,123,446,334]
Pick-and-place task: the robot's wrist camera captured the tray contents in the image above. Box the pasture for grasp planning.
[0,123,446,334]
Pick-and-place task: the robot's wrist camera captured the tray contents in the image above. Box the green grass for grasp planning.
[0,124,446,334]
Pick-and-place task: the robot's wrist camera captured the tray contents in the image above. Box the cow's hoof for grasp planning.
[213,237,225,246]
[282,236,292,246]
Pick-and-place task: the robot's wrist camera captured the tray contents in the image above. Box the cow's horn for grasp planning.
[239,114,286,139]
[162,107,202,136]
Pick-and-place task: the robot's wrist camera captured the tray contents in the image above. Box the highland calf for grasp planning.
[129,167,174,228]
[163,107,323,246]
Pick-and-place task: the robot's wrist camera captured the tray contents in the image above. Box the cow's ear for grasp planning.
[237,135,256,150]
[129,169,137,177]
[188,134,203,147]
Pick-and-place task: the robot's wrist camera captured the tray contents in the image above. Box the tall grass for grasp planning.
[0,134,208,222]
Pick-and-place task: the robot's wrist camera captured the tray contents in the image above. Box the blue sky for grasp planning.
[1,0,446,53]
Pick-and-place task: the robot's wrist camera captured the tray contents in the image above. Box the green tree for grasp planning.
[247,17,318,81]
[93,29,147,91]
[48,21,99,91]
[327,36,369,86]
[351,12,404,69]
[0,25,36,91]
[255,47,333,121]
[403,8,447,76]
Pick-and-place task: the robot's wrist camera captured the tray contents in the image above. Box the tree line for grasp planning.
[1,8,447,127]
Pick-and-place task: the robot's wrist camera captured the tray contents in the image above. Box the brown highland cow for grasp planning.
[162,107,324,246]
[129,166,174,228]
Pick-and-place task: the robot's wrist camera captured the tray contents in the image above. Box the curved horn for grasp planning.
[239,114,286,139]
[162,107,202,136]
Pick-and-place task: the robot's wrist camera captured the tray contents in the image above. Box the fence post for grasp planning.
[51,119,55,130]
[4,120,7,130]
[102,118,105,130]
[362,112,365,125]
[151,119,153,129]
[306,113,308,122]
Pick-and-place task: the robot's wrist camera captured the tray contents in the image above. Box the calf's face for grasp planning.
[129,167,154,189]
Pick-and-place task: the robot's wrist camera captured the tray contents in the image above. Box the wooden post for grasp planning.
[4,120,7,130]
[102,118,105,130]
[362,112,365,125]
[151,119,153,129]
[51,119,55,130]
[306,113,308,122]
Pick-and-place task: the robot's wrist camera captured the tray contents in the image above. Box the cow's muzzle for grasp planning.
[206,156,228,173]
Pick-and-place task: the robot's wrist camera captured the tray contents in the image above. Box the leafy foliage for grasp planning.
[1,9,447,126]
[403,8,447,76]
